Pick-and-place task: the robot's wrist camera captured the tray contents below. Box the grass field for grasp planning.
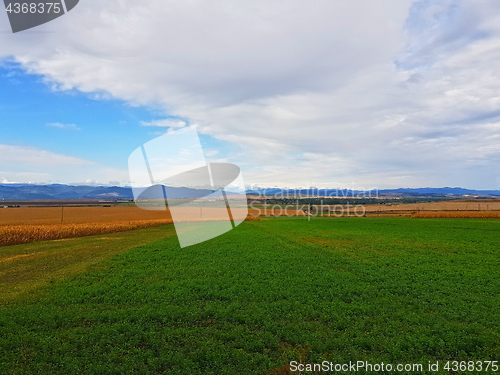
[0,217,499,374]
[0,226,176,304]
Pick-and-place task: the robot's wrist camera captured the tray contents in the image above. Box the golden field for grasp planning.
[362,199,500,213]
[362,199,500,218]
[249,199,500,219]
[411,211,500,218]
[0,205,257,246]
[0,206,174,246]
[0,206,170,225]
[1,199,498,246]
[0,220,176,247]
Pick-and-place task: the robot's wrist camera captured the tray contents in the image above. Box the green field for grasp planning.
[0,217,499,374]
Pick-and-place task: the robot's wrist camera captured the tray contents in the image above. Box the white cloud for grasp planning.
[0,145,130,185]
[1,177,17,184]
[0,144,92,166]
[46,122,81,130]
[1,0,500,188]
[204,149,219,157]
[0,172,52,184]
[141,119,187,128]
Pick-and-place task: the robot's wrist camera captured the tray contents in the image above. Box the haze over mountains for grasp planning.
[0,184,216,200]
[0,184,499,200]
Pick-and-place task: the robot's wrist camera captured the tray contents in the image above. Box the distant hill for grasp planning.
[247,187,500,197]
[0,184,134,200]
[377,187,500,197]
[0,184,241,200]
[1,184,499,200]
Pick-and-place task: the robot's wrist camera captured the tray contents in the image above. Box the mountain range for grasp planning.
[1,184,499,200]
[247,187,500,197]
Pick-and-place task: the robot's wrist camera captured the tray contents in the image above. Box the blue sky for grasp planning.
[1,0,499,189]
[1,62,154,165]
[0,61,233,185]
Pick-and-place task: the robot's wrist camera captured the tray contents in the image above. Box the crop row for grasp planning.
[0,219,174,246]
[411,211,500,218]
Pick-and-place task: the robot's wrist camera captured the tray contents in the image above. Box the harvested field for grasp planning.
[411,211,500,218]
[362,198,500,213]
[0,206,171,225]
[0,206,174,246]
[0,205,256,246]
[0,220,174,247]
[251,199,500,218]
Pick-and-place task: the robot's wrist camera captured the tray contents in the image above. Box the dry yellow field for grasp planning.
[0,205,257,246]
[2,199,498,247]
[0,206,171,225]
[249,199,500,219]
[362,199,500,213]
[0,206,175,246]
[0,220,176,251]
[411,211,500,218]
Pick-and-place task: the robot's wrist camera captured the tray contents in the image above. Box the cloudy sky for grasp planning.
[1,0,499,189]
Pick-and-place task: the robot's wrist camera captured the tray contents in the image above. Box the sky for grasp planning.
[0,0,499,190]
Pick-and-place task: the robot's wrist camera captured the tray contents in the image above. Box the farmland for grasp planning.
[249,198,500,218]
[0,217,499,374]
[0,226,176,304]
[2,197,500,247]
[0,206,171,225]
[0,206,174,246]
[0,203,249,247]
[362,198,500,217]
